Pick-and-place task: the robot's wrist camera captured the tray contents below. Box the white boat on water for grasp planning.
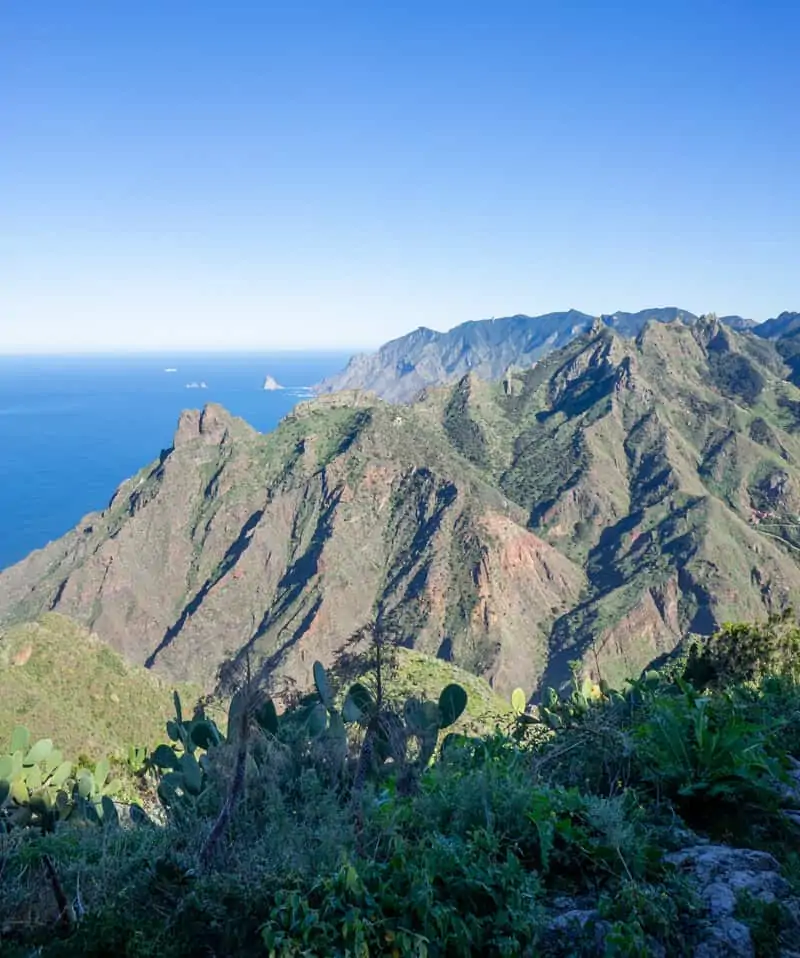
[185,381,208,389]
[164,367,178,373]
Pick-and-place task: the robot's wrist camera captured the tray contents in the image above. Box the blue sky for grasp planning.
[2,0,798,352]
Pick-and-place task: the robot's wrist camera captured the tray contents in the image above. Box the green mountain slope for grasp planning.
[0,399,583,698]
[754,311,800,385]
[0,613,510,759]
[4,316,800,701]
[422,315,800,690]
[0,613,202,760]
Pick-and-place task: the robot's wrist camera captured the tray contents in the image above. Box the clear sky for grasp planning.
[2,0,798,352]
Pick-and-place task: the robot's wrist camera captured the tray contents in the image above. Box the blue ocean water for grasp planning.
[0,352,352,572]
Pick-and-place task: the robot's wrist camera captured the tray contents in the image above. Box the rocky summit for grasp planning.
[4,315,800,701]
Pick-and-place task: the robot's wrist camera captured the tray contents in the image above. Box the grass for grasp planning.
[0,613,203,762]
[0,610,511,763]
[385,646,513,733]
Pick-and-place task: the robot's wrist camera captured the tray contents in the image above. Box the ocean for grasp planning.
[0,351,352,572]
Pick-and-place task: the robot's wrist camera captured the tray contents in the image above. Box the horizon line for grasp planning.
[2,303,791,357]
[0,345,372,357]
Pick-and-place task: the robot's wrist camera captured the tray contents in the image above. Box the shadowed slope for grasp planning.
[5,318,800,699]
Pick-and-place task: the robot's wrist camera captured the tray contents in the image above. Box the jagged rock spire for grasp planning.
[589,316,607,336]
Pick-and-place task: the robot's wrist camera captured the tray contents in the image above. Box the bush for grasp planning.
[262,838,543,957]
[708,351,765,405]
[683,611,800,689]
[6,633,800,955]
[631,686,786,836]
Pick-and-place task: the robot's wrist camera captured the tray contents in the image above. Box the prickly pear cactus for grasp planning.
[438,684,467,729]
[0,726,71,826]
[313,661,335,710]
[0,726,120,830]
[511,688,527,715]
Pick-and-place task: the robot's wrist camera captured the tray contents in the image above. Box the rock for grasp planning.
[694,917,754,958]
[548,908,599,932]
[543,899,611,953]
[173,404,236,448]
[666,844,795,957]
[704,882,738,917]
[543,900,670,957]
[666,845,790,904]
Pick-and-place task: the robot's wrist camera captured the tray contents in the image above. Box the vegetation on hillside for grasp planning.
[5,615,800,955]
[0,614,203,763]
[8,318,800,704]
[316,307,768,404]
[443,375,489,468]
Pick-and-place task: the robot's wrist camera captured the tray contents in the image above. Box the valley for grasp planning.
[5,314,800,703]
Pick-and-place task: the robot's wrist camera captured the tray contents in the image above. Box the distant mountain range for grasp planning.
[752,312,800,388]
[4,314,800,701]
[754,311,800,340]
[317,306,765,402]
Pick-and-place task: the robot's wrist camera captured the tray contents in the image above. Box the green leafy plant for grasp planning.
[683,610,800,690]
[0,726,121,831]
[7,616,800,956]
[632,685,786,833]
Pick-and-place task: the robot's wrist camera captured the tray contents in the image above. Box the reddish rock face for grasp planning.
[4,318,800,700]
[174,403,249,448]
[0,401,582,696]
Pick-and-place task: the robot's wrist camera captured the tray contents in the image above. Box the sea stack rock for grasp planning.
[263,375,284,391]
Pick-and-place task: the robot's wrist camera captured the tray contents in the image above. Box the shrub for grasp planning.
[631,687,785,836]
[6,629,800,955]
[708,351,765,405]
[683,611,800,690]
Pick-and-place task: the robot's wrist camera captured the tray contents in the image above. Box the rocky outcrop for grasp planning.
[666,844,797,957]
[173,403,252,448]
[544,840,800,957]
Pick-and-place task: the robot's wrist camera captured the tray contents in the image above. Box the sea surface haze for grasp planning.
[0,352,351,572]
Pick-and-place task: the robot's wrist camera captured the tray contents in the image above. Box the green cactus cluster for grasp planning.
[511,667,667,734]
[148,691,221,807]
[0,725,120,831]
[311,661,468,780]
[3,664,468,833]
[148,689,281,808]
[3,665,469,831]
[72,757,123,825]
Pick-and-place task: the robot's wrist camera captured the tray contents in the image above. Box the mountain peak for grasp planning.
[755,311,800,340]
[173,403,252,449]
[589,315,607,336]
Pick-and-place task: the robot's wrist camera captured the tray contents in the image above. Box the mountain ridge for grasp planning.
[4,317,800,700]
[317,307,764,402]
